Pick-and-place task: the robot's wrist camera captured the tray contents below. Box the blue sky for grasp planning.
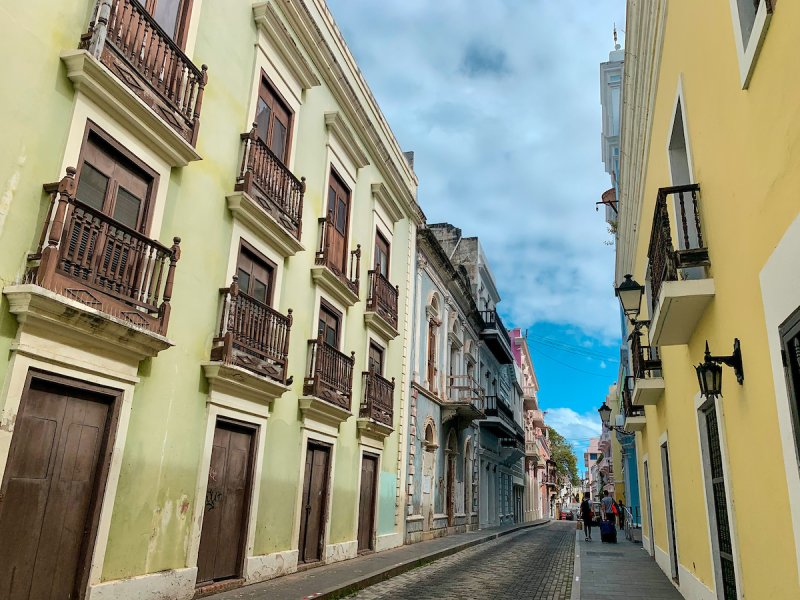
[327,0,627,472]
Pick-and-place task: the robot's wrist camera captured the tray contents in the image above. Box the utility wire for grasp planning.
[533,348,617,379]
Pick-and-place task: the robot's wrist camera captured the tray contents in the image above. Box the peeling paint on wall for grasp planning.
[0,147,26,238]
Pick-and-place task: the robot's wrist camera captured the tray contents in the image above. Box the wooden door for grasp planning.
[0,375,115,600]
[374,233,390,278]
[446,454,455,526]
[326,172,350,274]
[318,303,341,349]
[298,443,331,564]
[368,342,384,375]
[236,244,275,306]
[196,421,255,585]
[255,78,292,163]
[146,0,192,47]
[357,454,378,553]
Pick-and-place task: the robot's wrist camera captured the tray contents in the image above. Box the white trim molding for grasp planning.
[728,0,773,88]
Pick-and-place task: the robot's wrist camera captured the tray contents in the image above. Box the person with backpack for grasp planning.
[580,493,593,541]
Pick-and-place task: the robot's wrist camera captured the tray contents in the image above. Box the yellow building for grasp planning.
[616,1,800,598]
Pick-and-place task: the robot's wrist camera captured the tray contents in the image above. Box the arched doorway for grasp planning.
[446,430,458,526]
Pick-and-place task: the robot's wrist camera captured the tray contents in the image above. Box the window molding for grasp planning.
[728,0,774,88]
[76,120,159,235]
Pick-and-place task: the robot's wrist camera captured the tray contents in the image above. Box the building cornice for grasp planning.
[616,0,667,281]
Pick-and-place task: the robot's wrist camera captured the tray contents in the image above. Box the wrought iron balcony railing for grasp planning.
[622,375,645,418]
[631,333,662,379]
[211,276,292,383]
[647,184,709,316]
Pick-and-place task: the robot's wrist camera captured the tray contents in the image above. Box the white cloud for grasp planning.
[328,0,627,339]
[544,407,601,452]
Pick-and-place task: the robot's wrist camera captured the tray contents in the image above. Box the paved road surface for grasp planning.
[349,521,575,600]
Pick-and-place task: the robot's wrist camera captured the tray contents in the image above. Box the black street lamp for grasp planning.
[695,339,744,399]
[615,274,646,323]
[597,401,635,435]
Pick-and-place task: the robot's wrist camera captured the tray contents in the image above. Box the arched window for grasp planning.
[427,296,440,393]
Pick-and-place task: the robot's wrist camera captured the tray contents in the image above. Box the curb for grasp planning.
[571,529,581,600]
[307,519,551,599]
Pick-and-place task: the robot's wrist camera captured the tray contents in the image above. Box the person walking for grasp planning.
[601,490,615,526]
[580,493,593,541]
[615,499,625,531]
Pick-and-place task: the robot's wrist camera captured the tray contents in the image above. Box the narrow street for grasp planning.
[349,522,575,600]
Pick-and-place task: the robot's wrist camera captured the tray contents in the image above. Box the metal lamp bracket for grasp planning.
[709,338,744,385]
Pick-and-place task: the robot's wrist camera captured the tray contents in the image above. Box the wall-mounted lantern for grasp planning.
[695,339,744,399]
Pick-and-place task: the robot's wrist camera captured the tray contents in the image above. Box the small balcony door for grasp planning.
[236,244,275,306]
[368,342,384,375]
[146,0,192,47]
[255,77,292,163]
[326,172,351,275]
[374,232,390,278]
[318,302,341,349]
[76,132,154,233]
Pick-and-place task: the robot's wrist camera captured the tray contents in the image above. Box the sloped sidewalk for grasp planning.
[572,529,682,599]
[208,519,550,600]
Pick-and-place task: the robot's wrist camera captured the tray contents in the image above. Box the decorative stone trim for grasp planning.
[252,2,320,90]
[227,192,305,257]
[3,283,172,361]
[324,111,369,170]
[202,362,289,407]
[299,395,351,432]
[60,49,201,167]
[363,310,399,341]
[371,183,403,224]
[310,265,360,307]
[357,418,393,449]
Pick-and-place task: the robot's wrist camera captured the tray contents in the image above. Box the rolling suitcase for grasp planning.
[600,520,617,543]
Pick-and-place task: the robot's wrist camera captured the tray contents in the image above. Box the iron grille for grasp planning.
[705,406,737,600]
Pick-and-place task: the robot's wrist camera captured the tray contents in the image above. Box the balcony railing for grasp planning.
[484,394,525,439]
[211,276,292,383]
[448,375,481,404]
[479,309,514,364]
[631,333,661,379]
[360,371,394,427]
[30,168,180,335]
[366,270,399,330]
[303,337,355,411]
[647,184,709,315]
[622,375,645,419]
[315,217,360,297]
[80,0,208,145]
[235,124,305,241]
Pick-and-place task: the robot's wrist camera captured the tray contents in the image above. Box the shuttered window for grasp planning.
[255,77,292,163]
[780,308,800,464]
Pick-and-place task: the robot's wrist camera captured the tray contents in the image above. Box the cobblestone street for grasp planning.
[349,522,575,600]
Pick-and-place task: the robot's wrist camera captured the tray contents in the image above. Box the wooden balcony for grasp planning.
[479,310,514,364]
[630,333,664,406]
[360,371,394,428]
[78,0,207,147]
[210,276,292,384]
[26,168,180,337]
[648,184,714,346]
[530,409,545,428]
[312,217,361,306]
[364,270,399,339]
[303,337,355,412]
[233,125,305,247]
[443,375,485,425]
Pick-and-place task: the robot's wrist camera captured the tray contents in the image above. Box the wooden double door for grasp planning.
[0,372,118,600]
[298,442,332,564]
[196,420,256,586]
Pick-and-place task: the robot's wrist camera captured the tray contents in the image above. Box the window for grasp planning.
[427,320,437,392]
[255,76,292,162]
[236,243,275,305]
[374,232,390,278]
[325,171,351,273]
[729,0,774,87]
[780,307,800,463]
[147,0,193,47]
[76,126,156,233]
[318,301,341,349]
[368,342,384,375]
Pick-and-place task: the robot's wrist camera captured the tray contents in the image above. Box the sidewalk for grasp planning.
[572,529,682,599]
[208,519,550,600]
